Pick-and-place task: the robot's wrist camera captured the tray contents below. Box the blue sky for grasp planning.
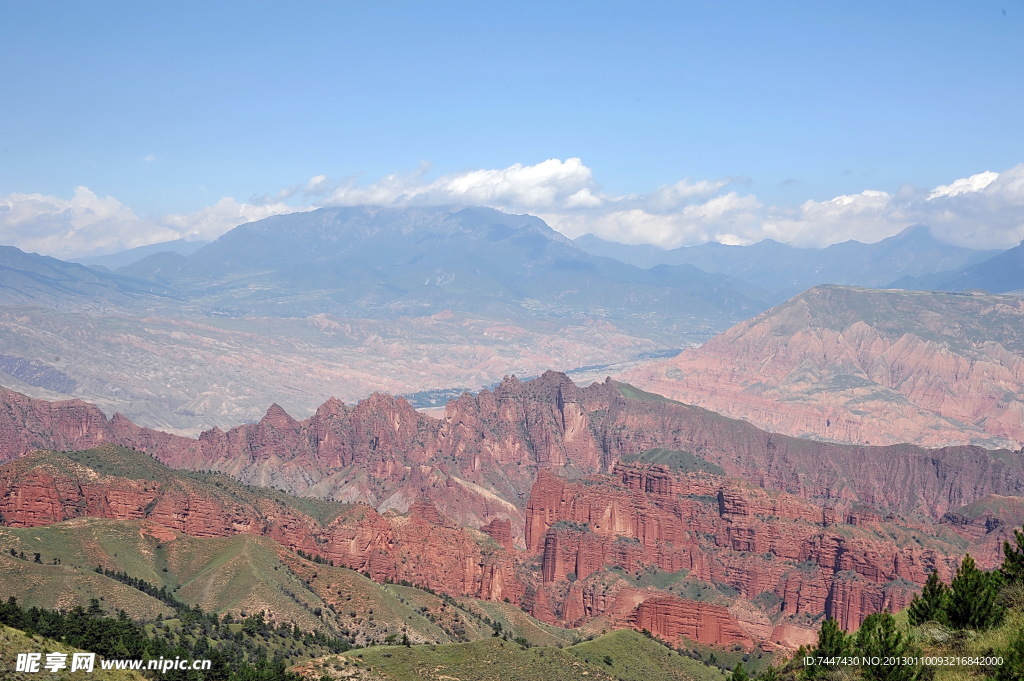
[2,1,1023,256]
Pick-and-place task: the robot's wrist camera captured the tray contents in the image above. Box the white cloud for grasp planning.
[644,178,734,213]
[3,161,1023,259]
[918,165,1024,248]
[754,165,1024,249]
[538,192,762,249]
[313,159,1024,249]
[927,170,998,199]
[324,157,602,210]
[761,190,900,247]
[160,197,306,242]
[320,159,757,248]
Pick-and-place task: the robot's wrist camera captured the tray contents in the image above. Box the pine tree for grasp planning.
[947,553,1004,630]
[729,663,751,681]
[855,612,924,681]
[907,570,948,625]
[1000,526,1024,585]
[803,619,849,679]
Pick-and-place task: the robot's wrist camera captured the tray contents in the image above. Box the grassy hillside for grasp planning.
[296,637,615,681]
[567,630,729,681]
[0,517,571,650]
[294,629,729,681]
[455,597,577,647]
[620,448,725,475]
[920,608,1024,681]
[6,446,351,527]
[613,380,686,405]
[0,520,174,620]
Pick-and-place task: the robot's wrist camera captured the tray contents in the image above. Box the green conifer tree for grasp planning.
[729,662,751,681]
[947,553,1004,630]
[907,570,948,625]
[854,612,924,681]
[803,619,849,679]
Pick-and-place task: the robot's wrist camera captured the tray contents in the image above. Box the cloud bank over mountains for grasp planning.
[0,189,303,259]
[2,160,1023,258]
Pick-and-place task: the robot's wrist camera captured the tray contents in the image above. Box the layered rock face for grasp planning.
[622,286,1024,449]
[0,387,122,458]
[523,464,964,636]
[940,494,1024,566]
[629,597,754,648]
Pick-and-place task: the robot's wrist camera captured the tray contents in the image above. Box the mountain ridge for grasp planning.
[574,225,1001,301]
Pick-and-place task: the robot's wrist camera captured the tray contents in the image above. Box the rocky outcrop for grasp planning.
[622,286,1024,449]
[481,517,513,550]
[940,495,1024,566]
[629,597,753,648]
[0,387,116,460]
[0,439,1015,649]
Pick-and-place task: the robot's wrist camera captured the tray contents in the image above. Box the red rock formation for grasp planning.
[481,517,513,550]
[2,375,1022,642]
[621,286,1024,449]
[523,462,967,631]
[0,445,521,604]
[940,495,1024,566]
[768,624,818,651]
[5,372,1024,526]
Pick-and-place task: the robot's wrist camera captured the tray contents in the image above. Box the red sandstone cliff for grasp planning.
[523,464,969,634]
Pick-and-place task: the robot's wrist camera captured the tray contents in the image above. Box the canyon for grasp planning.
[2,376,1023,650]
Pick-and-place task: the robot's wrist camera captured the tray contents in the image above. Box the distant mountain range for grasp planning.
[0,245,176,311]
[892,240,1024,293]
[102,205,766,341]
[1,207,1019,433]
[574,225,1002,301]
[0,207,770,430]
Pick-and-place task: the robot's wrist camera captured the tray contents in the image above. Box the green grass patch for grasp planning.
[317,637,618,681]
[612,381,686,404]
[621,448,725,475]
